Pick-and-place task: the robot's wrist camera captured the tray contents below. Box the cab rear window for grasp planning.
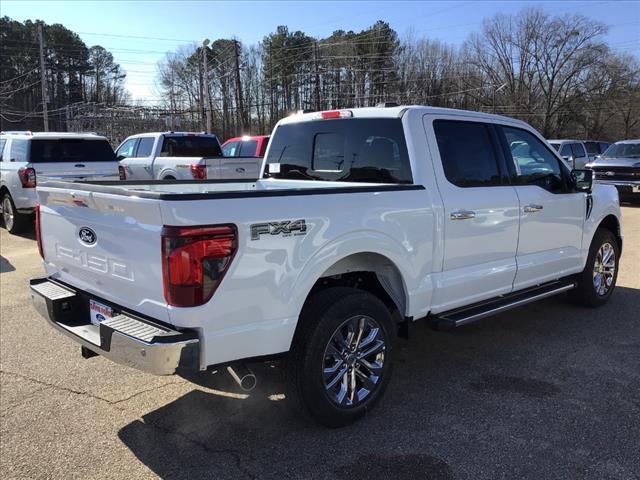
[29,139,117,163]
[265,118,412,183]
[160,136,222,157]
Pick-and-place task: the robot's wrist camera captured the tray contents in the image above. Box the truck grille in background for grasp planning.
[591,167,640,182]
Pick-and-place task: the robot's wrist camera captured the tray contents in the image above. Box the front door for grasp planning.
[499,126,585,290]
[424,116,520,312]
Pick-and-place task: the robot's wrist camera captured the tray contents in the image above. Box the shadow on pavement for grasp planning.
[119,287,640,480]
[0,255,15,273]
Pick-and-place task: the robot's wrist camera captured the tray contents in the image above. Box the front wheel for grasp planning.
[286,287,395,428]
[571,228,620,307]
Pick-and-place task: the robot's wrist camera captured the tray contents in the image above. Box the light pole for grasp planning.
[202,38,212,133]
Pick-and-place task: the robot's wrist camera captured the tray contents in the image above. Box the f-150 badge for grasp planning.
[251,220,307,240]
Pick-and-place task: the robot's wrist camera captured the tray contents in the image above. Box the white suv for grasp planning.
[0,131,119,234]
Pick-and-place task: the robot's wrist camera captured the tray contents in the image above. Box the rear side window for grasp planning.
[266,118,412,183]
[9,139,29,162]
[135,137,154,157]
[584,141,599,155]
[239,140,258,157]
[433,120,501,187]
[160,136,222,157]
[29,139,116,163]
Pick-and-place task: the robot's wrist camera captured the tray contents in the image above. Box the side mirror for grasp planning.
[572,169,593,193]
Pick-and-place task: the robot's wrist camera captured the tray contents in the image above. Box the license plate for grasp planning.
[89,299,113,326]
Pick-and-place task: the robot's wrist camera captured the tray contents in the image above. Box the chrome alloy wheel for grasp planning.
[2,196,14,232]
[593,242,616,296]
[323,315,386,407]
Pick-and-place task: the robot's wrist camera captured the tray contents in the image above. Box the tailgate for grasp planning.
[37,186,170,323]
[205,156,262,180]
[35,161,119,181]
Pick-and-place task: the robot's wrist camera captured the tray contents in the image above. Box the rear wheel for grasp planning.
[1,193,30,234]
[571,228,619,307]
[286,287,395,427]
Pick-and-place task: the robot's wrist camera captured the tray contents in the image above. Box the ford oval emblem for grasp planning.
[79,227,97,245]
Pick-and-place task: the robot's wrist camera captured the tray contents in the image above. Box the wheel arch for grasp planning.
[597,214,623,254]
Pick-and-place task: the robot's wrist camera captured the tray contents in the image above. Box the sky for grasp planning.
[2,0,639,102]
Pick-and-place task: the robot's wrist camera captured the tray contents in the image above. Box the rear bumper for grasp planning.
[30,277,199,375]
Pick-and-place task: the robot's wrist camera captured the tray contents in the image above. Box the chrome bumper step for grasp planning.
[30,277,199,375]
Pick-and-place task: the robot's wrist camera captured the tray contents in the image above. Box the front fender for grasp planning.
[582,184,622,266]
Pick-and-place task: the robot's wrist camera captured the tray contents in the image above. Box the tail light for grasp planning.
[162,224,237,307]
[190,164,207,180]
[18,167,36,188]
[118,165,127,180]
[35,203,44,259]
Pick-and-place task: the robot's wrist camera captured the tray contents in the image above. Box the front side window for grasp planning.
[135,137,154,157]
[0,139,6,161]
[433,120,502,187]
[559,144,572,157]
[571,143,586,159]
[502,126,565,193]
[222,141,239,157]
[266,118,412,183]
[117,138,137,158]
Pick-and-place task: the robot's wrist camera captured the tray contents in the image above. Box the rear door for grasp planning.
[499,126,585,289]
[37,186,169,322]
[424,116,520,311]
[30,138,119,180]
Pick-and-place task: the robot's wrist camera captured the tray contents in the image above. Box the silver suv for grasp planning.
[0,131,119,234]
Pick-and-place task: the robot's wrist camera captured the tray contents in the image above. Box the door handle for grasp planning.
[450,210,476,220]
[524,204,543,213]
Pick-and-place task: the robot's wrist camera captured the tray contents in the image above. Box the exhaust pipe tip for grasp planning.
[226,364,257,392]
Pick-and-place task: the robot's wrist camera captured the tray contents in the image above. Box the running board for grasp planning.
[432,280,576,330]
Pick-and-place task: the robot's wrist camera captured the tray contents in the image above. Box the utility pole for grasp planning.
[198,53,205,131]
[37,23,49,131]
[233,39,245,132]
[202,39,212,134]
[314,41,320,111]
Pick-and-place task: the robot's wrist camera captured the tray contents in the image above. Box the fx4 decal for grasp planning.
[251,219,307,240]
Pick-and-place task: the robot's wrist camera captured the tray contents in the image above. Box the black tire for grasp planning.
[163,176,176,180]
[571,228,620,307]
[1,192,30,234]
[285,287,395,428]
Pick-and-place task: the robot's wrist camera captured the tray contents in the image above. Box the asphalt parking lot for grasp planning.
[1,206,639,480]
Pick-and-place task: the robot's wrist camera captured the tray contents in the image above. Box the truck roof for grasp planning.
[0,131,105,140]
[277,105,530,128]
[125,132,219,138]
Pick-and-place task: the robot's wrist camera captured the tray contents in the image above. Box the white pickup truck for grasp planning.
[31,106,623,427]
[116,132,262,181]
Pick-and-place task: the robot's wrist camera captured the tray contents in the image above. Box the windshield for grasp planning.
[29,139,117,162]
[160,136,221,157]
[602,143,640,159]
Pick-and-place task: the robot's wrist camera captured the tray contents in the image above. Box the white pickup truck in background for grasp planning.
[116,132,262,181]
[31,106,622,427]
[0,131,119,234]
